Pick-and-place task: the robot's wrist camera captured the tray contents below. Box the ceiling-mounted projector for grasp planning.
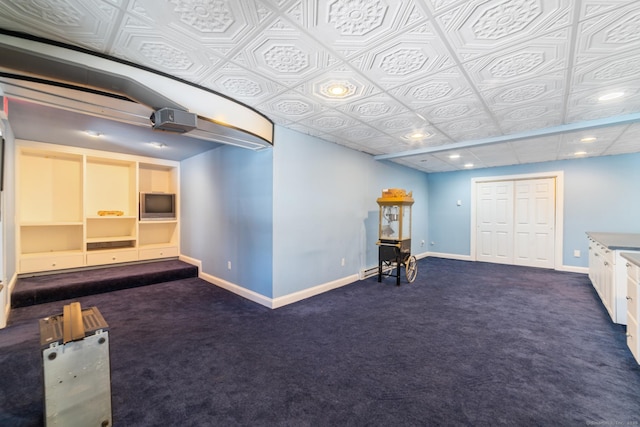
[150,108,197,133]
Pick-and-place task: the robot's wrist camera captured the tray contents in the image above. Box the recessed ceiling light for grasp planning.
[580,137,597,143]
[574,151,587,156]
[328,84,348,96]
[598,91,625,101]
[463,163,474,168]
[150,142,167,149]
[85,130,102,137]
[449,154,460,159]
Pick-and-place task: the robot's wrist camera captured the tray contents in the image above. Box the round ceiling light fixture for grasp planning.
[580,136,597,143]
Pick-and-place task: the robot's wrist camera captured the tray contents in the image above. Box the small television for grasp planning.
[140,192,176,220]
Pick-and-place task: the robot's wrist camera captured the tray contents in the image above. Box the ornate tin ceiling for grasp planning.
[1,0,639,171]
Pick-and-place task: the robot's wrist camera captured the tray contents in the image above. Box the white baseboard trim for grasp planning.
[557,265,589,274]
[179,254,202,271]
[181,254,361,309]
[271,274,360,309]
[199,271,273,308]
[426,252,473,261]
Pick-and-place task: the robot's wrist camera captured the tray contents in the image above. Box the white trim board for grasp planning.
[181,254,360,309]
[470,171,565,270]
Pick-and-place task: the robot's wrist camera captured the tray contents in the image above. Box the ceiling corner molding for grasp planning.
[0,30,273,148]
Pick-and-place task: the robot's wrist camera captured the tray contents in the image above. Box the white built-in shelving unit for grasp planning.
[16,140,180,274]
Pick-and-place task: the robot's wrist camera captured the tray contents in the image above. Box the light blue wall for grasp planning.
[272,126,428,298]
[180,144,273,297]
[427,153,640,268]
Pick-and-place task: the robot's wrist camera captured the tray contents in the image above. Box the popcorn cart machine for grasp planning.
[376,188,417,285]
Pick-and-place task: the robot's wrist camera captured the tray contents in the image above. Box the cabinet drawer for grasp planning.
[20,253,85,274]
[628,316,639,364]
[138,246,178,261]
[86,249,138,266]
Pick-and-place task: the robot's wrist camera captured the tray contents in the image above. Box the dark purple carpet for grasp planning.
[11,259,198,308]
[1,257,639,426]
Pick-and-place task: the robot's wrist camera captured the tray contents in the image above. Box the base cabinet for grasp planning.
[17,141,180,274]
[587,234,640,325]
[625,257,640,363]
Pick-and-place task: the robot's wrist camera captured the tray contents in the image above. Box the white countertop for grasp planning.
[586,232,640,251]
[621,252,640,267]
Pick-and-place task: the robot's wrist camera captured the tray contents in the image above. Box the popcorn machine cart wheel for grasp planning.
[376,188,418,286]
[378,242,418,286]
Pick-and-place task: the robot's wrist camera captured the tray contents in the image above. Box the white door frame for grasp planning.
[470,171,564,270]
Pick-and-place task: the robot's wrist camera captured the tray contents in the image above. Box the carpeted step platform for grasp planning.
[11,259,198,308]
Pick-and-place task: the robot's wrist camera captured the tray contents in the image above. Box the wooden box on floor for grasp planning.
[39,303,112,427]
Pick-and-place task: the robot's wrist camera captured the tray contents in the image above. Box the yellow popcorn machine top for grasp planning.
[376,188,417,285]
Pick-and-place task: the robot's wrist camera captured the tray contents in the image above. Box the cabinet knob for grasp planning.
[627,296,632,300]
[112,257,116,261]
[52,263,56,267]
[627,333,633,338]
[604,262,609,266]
[627,263,631,268]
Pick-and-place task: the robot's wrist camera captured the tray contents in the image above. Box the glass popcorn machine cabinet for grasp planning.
[377,188,417,285]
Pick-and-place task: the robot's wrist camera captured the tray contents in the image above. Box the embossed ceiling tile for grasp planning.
[604,124,640,155]
[571,52,640,93]
[480,74,563,109]
[0,0,120,51]
[436,0,575,62]
[292,67,380,106]
[578,0,638,21]
[290,0,425,59]
[350,31,456,88]
[128,0,270,45]
[574,2,640,66]
[238,33,341,86]
[338,94,407,123]
[388,70,473,109]
[566,86,640,122]
[443,125,502,143]
[467,144,520,167]
[207,68,288,105]
[492,97,563,125]
[463,39,569,87]
[364,110,429,135]
[326,122,382,143]
[295,110,359,133]
[255,90,324,122]
[509,136,559,160]
[110,30,216,81]
[500,117,563,135]
[418,96,488,124]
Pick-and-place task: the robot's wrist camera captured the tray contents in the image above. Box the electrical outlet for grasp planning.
[341,257,345,267]
[573,250,581,258]
[227,261,232,270]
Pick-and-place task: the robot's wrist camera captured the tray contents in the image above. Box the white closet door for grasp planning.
[476,181,514,265]
[513,178,556,268]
